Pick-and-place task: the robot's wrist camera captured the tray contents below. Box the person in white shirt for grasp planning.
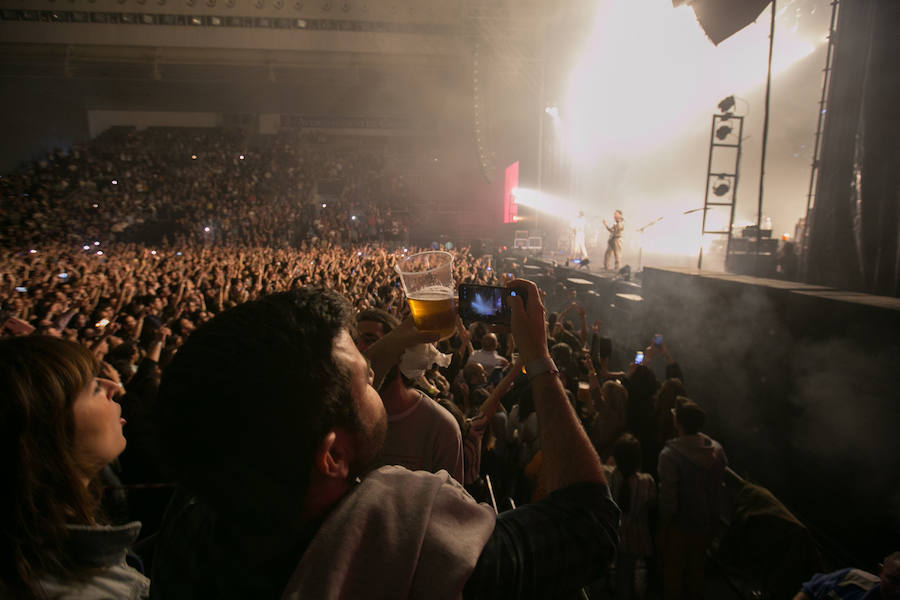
[467,333,509,374]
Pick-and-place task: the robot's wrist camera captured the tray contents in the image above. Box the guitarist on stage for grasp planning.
[603,210,624,271]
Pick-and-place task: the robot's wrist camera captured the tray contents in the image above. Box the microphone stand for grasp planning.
[636,216,664,273]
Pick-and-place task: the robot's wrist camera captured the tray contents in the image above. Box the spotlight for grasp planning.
[351,215,357,220]
[111,179,118,185]
[94,241,100,246]
[29,249,37,254]
[96,251,104,256]
[713,179,731,197]
[204,226,211,232]
[83,245,90,250]
[718,95,735,113]
[191,154,197,160]
[322,203,327,208]
[239,154,245,160]
[715,125,733,140]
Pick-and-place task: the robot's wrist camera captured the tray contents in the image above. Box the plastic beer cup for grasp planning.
[395,251,456,339]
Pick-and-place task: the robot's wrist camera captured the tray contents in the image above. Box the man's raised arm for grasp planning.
[506,279,606,491]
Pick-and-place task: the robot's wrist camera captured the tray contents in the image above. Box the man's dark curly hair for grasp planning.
[156,288,357,528]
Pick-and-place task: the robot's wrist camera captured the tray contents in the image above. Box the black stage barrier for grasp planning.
[640,266,900,569]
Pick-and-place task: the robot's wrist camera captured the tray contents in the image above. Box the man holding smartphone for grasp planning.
[152,281,619,599]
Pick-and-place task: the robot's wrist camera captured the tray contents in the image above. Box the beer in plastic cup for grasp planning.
[395,251,456,339]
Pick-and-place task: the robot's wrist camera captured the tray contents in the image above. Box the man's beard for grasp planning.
[348,409,387,479]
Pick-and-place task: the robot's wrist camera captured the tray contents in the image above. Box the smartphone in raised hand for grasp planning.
[457,284,527,326]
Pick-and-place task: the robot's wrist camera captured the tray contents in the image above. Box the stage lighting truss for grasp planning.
[699,95,745,269]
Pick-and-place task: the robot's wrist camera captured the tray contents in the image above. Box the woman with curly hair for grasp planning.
[0,335,149,598]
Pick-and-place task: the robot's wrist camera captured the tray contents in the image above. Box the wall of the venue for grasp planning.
[0,22,463,56]
[0,0,463,25]
[87,110,222,137]
[0,78,90,172]
[0,52,464,172]
[0,0,465,55]
[0,0,544,242]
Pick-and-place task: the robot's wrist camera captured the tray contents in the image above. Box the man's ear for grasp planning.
[314,429,352,480]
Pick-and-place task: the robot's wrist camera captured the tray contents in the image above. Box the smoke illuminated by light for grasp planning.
[512,188,580,221]
[562,1,818,163]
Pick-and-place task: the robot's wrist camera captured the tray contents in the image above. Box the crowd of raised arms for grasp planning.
[2,128,897,600]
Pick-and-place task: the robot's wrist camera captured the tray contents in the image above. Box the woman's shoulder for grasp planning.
[38,521,151,599]
[39,563,150,599]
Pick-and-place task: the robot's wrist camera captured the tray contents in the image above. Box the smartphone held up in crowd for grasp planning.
[457,283,527,326]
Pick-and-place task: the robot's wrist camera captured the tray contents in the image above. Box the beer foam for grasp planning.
[407,285,454,301]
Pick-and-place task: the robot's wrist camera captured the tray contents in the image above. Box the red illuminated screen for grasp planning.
[503,161,519,224]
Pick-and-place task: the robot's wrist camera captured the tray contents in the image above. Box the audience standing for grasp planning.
[149,282,620,598]
[4,124,881,599]
[608,433,657,600]
[658,397,728,600]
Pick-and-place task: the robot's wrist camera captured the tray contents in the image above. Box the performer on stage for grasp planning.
[603,210,624,271]
[572,211,589,260]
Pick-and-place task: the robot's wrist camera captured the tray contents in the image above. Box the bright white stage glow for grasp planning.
[545,0,829,265]
[562,0,817,163]
[512,187,580,221]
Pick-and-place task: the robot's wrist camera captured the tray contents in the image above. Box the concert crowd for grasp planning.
[2,128,896,600]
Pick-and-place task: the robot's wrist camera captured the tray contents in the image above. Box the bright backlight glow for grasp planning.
[512,188,580,221]
[563,1,817,163]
